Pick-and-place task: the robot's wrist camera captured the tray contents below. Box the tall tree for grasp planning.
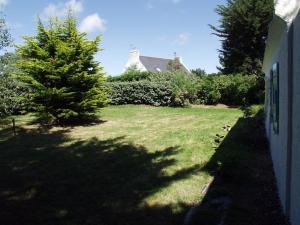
[210,0,274,75]
[16,14,108,123]
[0,14,29,117]
[0,53,31,117]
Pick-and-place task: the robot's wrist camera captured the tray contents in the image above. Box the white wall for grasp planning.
[264,12,300,225]
[291,11,300,225]
[270,34,289,211]
[264,17,289,213]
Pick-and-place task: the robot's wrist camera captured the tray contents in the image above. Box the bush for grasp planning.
[196,76,222,104]
[0,75,31,117]
[107,69,152,82]
[108,71,198,107]
[108,81,174,106]
[196,74,264,106]
[242,104,265,123]
[150,71,198,104]
[107,71,264,107]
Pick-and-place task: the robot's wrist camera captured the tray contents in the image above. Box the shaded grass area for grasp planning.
[0,105,287,225]
[186,110,289,225]
[0,129,196,225]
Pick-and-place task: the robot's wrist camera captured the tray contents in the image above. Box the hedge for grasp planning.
[107,72,265,107]
[107,70,152,82]
[108,81,175,106]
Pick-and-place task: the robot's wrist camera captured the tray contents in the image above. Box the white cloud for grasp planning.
[173,33,191,46]
[41,0,83,19]
[0,0,8,9]
[79,13,106,33]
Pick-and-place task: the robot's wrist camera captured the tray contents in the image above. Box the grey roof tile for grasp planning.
[139,56,190,73]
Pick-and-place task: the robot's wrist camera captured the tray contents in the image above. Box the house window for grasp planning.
[270,62,280,134]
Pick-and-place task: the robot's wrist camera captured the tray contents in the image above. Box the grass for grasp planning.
[0,105,287,225]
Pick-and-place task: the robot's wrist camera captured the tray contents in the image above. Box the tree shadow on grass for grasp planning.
[185,113,289,225]
[0,127,200,225]
[29,115,108,128]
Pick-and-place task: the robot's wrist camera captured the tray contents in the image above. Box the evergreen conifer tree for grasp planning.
[16,13,107,123]
[210,0,274,75]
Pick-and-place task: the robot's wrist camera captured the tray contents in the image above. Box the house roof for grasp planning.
[139,55,190,73]
[139,56,171,72]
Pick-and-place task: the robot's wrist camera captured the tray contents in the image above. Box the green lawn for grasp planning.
[0,105,286,225]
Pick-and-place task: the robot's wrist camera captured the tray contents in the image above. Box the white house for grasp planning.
[123,49,190,73]
[263,0,300,225]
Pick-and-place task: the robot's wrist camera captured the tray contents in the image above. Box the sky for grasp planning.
[1,0,226,76]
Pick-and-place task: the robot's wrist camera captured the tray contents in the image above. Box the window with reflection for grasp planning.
[270,62,279,134]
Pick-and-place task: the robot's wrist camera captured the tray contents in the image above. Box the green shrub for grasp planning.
[196,74,264,106]
[108,81,175,106]
[108,71,197,107]
[242,104,265,123]
[107,69,152,82]
[196,76,222,104]
[150,71,198,104]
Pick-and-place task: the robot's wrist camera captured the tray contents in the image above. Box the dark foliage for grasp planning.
[210,0,274,75]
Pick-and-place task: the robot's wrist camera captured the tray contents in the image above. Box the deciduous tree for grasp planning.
[0,14,29,117]
[0,13,12,51]
[0,53,30,117]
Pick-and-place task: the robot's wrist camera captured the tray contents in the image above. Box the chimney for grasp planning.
[175,56,183,64]
[174,52,183,63]
[128,49,140,63]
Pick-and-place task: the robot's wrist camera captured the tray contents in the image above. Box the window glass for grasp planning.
[270,63,280,134]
